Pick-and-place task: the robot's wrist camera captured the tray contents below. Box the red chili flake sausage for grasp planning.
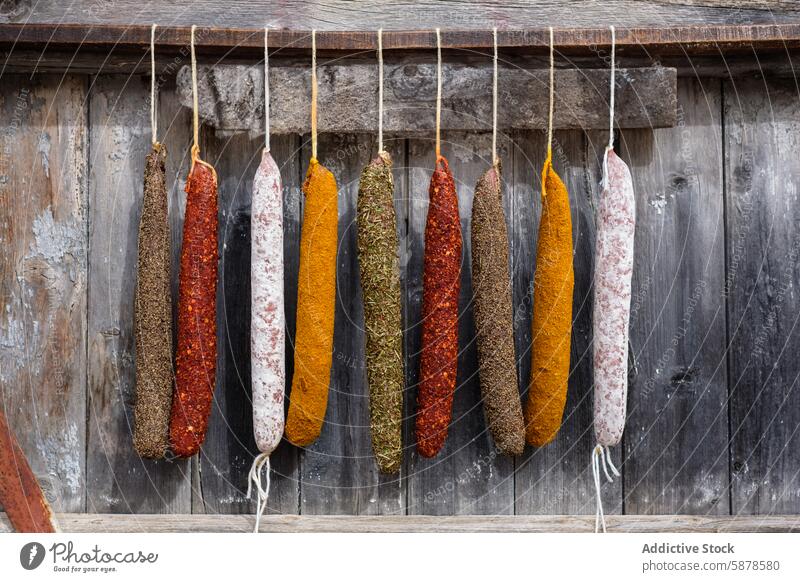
[0,409,58,532]
[170,152,219,458]
[416,155,462,458]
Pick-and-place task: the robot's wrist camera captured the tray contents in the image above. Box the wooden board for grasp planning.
[0,74,88,513]
[2,512,798,533]
[725,75,800,515]
[86,74,191,513]
[176,64,676,133]
[405,133,515,515]
[621,78,729,514]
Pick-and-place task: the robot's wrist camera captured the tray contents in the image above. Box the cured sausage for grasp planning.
[524,155,574,447]
[0,410,58,532]
[284,158,338,447]
[170,150,219,458]
[416,156,462,458]
[593,149,635,446]
[357,151,403,473]
[133,143,173,459]
[251,149,285,455]
[471,161,525,456]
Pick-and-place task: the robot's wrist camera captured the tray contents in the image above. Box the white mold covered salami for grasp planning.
[251,148,285,454]
[593,148,635,447]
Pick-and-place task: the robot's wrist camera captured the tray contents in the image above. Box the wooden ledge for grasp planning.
[2,514,798,533]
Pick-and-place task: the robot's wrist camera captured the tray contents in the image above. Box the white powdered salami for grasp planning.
[593,148,635,447]
[251,148,285,454]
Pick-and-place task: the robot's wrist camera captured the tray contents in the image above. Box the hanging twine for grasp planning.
[150,24,158,147]
[190,25,200,161]
[546,26,554,157]
[492,27,498,166]
[378,28,384,154]
[592,444,620,533]
[435,28,442,160]
[603,25,616,191]
[311,29,318,161]
[246,453,272,533]
[265,27,271,152]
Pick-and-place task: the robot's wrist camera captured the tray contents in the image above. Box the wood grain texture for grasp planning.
[297,134,405,515]
[725,75,800,515]
[2,512,798,533]
[0,74,88,513]
[192,129,300,514]
[406,134,515,516]
[621,78,729,515]
[512,130,622,514]
[86,74,190,513]
[175,64,676,133]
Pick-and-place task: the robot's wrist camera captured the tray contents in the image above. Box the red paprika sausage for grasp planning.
[0,409,58,532]
[170,150,219,457]
[416,155,462,458]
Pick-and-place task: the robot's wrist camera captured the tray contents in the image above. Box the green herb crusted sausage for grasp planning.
[357,151,404,473]
[471,161,525,456]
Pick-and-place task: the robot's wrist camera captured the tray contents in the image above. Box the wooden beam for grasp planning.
[1,23,800,57]
[176,63,676,132]
[1,513,798,533]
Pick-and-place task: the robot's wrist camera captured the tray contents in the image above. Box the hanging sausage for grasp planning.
[524,27,574,447]
[170,26,220,458]
[285,30,339,447]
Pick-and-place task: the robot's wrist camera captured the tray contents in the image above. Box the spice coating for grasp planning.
[416,156,462,458]
[170,155,219,458]
[593,149,635,447]
[525,156,574,447]
[357,151,403,473]
[285,158,338,447]
[134,143,174,459]
[251,149,285,455]
[0,410,57,532]
[471,162,526,456]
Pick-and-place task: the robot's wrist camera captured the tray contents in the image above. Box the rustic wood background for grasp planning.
[1,1,800,518]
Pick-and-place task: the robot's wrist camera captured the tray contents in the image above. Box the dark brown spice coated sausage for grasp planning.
[0,409,57,532]
[170,152,219,458]
[416,155,462,458]
[471,161,526,456]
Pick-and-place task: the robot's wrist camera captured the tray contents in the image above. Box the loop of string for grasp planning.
[150,24,157,146]
[190,25,199,160]
[246,453,272,533]
[264,27,270,152]
[492,27,498,166]
[435,28,442,160]
[546,26,554,157]
[603,25,616,191]
[311,29,318,161]
[378,28,384,154]
[592,445,620,533]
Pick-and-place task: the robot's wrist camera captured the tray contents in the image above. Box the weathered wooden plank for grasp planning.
[193,130,300,514]
[4,19,800,51]
[725,76,800,515]
[0,74,88,512]
[621,78,729,515]
[296,134,405,515]
[86,75,191,513]
[3,512,798,533]
[176,64,676,133]
[511,129,622,514]
[405,133,515,515]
